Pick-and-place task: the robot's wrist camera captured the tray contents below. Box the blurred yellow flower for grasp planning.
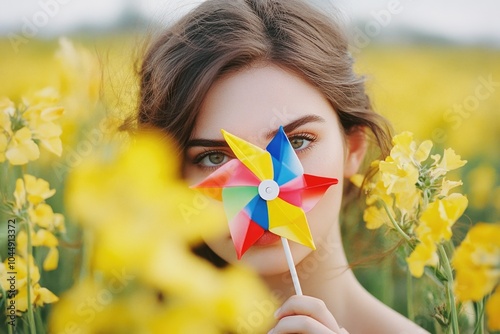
[486,289,500,330]
[54,131,276,333]
[0,96,15,118]
[66,132,226,280]
[453,222,500,331]
[453,223,500,302]
[0,133,7,162]
[5,127,40,165]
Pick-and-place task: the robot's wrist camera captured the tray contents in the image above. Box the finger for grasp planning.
[275,295,342,331]
[270,315,335,334]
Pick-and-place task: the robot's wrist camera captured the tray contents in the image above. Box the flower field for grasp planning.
[0,34,499,333]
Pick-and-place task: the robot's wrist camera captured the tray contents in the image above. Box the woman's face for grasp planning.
[184,63,357,276]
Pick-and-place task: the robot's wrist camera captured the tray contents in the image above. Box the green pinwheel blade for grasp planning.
[222,187,258,221]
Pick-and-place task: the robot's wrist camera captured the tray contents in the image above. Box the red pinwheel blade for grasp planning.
[279,174,338,212]
[229,210,265,259]
[301,174,339,212]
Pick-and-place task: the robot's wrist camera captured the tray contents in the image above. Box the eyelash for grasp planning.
[193,132,317,171]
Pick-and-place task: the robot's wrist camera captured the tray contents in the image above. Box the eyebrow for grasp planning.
[186,114,325,148]
[264,114,325,140]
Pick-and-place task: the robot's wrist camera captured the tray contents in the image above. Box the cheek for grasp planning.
[300,131,345,178]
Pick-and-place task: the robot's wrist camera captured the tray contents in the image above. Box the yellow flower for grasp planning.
[33,229,59,271]
[42,247,59,271]
[56,131,276,333]
[23,174,56,205]
[406,238,438,277]
[379,158,419,195]
[14,177,26,210]
[0,97,14,131]
[0,132,7,162]
[5,127,40,165]
[453,223,500,302]
[0,98,13,162]
[486,289,500,330]
[0,255,58,314]
[439,178,463,197]
[390,131,432,165]
[15,229,59,271]
[430,148,467,179]
[66,132,226,276]
[29,203,55,229]
[22,88,64,157]
[416,193,468,243]
[363,205,391,229]
[33,121,63,156]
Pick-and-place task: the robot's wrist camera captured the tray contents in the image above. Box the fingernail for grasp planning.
[273,307,281,318]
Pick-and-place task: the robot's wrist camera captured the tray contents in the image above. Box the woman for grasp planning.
[136,0,428,332]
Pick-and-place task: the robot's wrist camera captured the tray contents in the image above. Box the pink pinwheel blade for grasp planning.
[193,159,260,200]
[229,210,265,259]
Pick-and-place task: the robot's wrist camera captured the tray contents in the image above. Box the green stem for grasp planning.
[473,299,485,334]
[381,201,412,243]
[438,244,459,334]
[25,221,37,334]
[407,269,415,321]
[35,308,46,334]
[79,229,92,282]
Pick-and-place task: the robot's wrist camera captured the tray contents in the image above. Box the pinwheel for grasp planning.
[194,126,338,294]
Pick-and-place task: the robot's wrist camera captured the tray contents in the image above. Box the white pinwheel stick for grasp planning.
[281,237,303,295]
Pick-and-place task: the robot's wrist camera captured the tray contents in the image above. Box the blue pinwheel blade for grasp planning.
[266,126,304,185]
[243,196,269,230]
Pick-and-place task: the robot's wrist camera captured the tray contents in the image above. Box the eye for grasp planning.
[195,150,230,168]
[288,133,316,151]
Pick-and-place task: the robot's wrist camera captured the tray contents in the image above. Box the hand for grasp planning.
[268,295,349,334]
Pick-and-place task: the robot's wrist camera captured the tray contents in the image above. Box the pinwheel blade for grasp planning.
[267,198,316,249]
[193,159,260,200]
[243,195,269,230]
[266,126,303,185]
[279,174,338,212]
[229,210,265,259]
[222,187,258,221]
[301,174,339,212]
[222,130,273,181]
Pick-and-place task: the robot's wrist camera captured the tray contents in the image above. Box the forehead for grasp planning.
[191,64,338,144]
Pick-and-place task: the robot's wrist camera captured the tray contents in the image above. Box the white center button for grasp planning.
[258,179,280,201]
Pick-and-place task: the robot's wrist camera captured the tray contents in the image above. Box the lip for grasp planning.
[253,231,281,246]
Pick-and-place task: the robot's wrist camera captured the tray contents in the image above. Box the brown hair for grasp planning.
[135,0,392,158]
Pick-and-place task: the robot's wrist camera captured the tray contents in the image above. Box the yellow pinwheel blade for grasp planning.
[267,198,316,249]
[222,130,273,180]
